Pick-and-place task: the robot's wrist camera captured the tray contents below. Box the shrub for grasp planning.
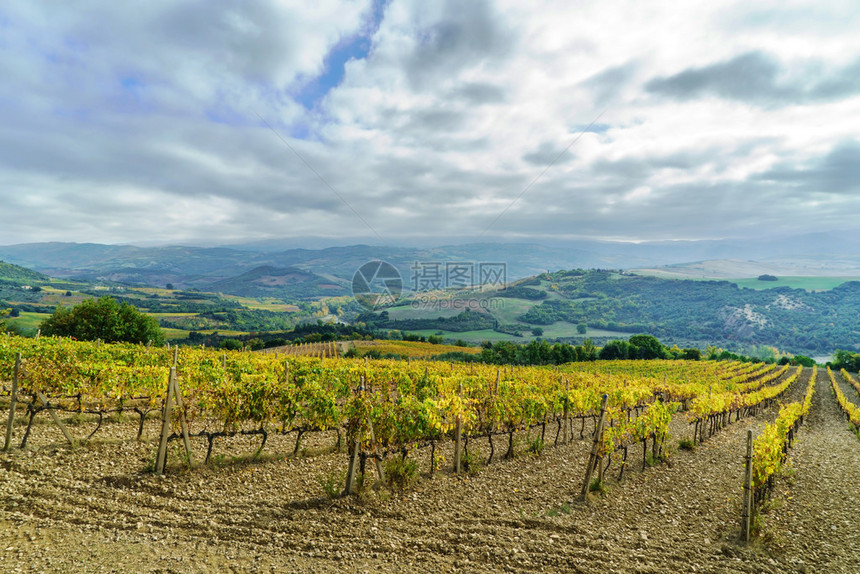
[384,457,419,490]
[40,297,164,345]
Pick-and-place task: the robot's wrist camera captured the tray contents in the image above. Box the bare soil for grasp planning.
[2,367,859,573]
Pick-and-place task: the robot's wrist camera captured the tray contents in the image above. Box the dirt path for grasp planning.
[759,369,860,573]
[2,366,857,573]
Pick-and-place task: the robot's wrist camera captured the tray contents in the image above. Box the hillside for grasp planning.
[209,266,349,299]
[366,269,860,356]
[0,260,48,283]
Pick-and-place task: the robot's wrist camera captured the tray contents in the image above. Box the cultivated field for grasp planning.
[2,338,860,573]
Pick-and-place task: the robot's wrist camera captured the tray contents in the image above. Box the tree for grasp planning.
[40,297,164,345]
[576,323,587,334]
[791,355,815,367]
[599,340,630,360]
[628,334,668,359]
[578,338,598,361]
[220,338,243,351]
[681,348,702,360]
[531,327,544,336]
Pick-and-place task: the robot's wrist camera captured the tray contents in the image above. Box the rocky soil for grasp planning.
[2,367,859,573]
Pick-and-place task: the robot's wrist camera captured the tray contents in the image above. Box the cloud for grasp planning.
[756,140,860,194]
[2,1,860,247]
[401,0,516,90]
[579,61,639,105]
[645,51,860,106]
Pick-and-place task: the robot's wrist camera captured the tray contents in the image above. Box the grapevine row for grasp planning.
[750,365,816,507]
[830,367,860,427]
[1,335,778,476]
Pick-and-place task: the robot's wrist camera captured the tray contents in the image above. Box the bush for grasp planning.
[220,339,243,351]
[318,470,346,498]
[40,297,164,345]
[384,456,418,490]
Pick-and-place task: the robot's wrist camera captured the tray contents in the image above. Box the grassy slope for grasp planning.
[728,276,860,291]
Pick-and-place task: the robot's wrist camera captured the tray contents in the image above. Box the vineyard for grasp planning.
[2,333,860,572]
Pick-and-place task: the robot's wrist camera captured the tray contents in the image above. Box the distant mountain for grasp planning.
[2,232,859,292]
[208,266,349,299]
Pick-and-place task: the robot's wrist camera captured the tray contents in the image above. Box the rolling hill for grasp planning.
[209,266,349,299]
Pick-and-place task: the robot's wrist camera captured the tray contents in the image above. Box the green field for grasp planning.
[162,327,192,341]
[385,303,463,320]
[408,323,633,344]
[728,276,860,291]
[5,312,51,333]
[487,297,540,324]
[536,322,632,339]
[408,329,525,343]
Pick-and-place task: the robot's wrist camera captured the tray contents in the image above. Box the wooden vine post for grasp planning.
[342,377,365,496]
[155,367,192,473]
[368,418,386,484]
[155,368,176,474]
[742,429,753,542]
[3,353,21,451]
[454,381,463,474]
[171,369,194,467]
[36,390,75,446]
[562,379,569,444]
[578,394,609,501]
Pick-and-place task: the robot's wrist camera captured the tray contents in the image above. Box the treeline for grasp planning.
[358,308,497,332]
[183,321,378,350]
[832,349,860,372]
[477,334,701,366]
[160,308,298,332]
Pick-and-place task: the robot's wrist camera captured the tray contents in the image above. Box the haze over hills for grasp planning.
[2,232,860,293]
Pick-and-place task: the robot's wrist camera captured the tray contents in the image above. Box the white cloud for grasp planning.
[0,0,859,246]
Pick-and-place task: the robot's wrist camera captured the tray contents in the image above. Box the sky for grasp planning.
[1,0,859,247]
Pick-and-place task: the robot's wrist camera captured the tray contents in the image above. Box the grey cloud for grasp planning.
[406,109,466,132]
[483,177,843,241]
[0,1,365,124]
[522,141,576,167]
[810,59,860,100]
[579,61,639,104]
[450,82,507,104]
[589,144,768,180]
[646,51,860,106]
[151,3,300,83]
[405,0,515,89]
[645,52,791,104]
[756,140,860,194]
[0,108,350,219]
